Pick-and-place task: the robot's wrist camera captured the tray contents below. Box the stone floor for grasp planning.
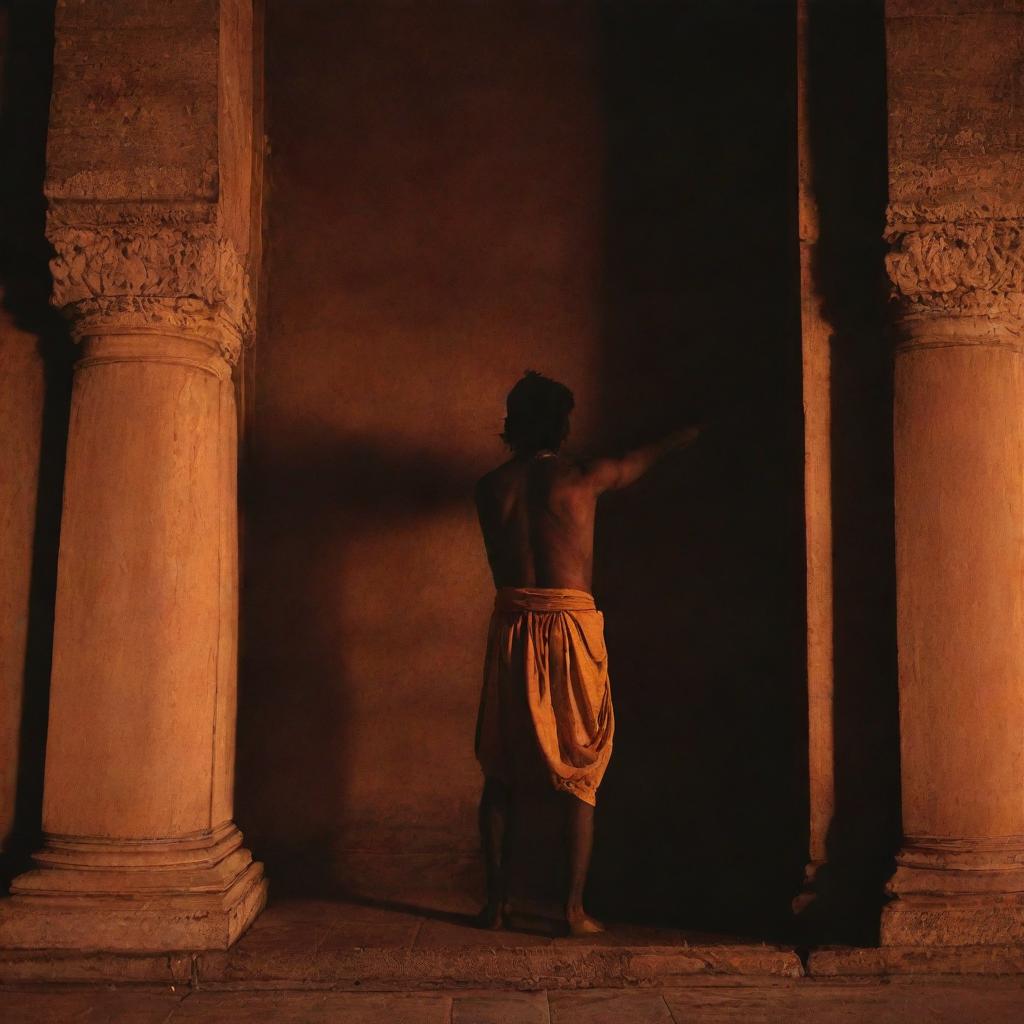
[0,896,805,987]
[3,982,1024,1023]
[2,898,1024,1021]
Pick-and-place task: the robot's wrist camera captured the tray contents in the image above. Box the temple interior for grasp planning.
[2,4,1023,1017]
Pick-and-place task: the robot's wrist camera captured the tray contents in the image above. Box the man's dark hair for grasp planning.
[501,370,575,456]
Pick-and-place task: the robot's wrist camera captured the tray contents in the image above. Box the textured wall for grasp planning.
[240,0,605,904]
[0,2,72,885]
[240,0,806,932]
[0,300,47,875]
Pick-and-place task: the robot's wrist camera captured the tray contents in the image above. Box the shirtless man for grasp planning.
[473,370,700,936]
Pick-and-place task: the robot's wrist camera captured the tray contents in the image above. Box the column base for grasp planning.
[881,836,1024,946]
[881,893,1024,946]
[0,824,268,951]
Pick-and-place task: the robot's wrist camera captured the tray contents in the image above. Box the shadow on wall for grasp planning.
[238,0,605,909]
[586,0,807,939]
[0,0,73,889]
[806,0,900,946]
[236,425,478,895]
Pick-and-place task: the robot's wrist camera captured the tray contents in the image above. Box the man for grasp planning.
[474,370,700,936]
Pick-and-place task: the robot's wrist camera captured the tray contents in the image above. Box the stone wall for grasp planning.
[242,0,806,931]
[0,0,72,886]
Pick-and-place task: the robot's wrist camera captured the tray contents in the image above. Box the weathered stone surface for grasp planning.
[4,983,1024,1024]
[886,7,1024,212]
[885,219,1024,320]
[202,945,800,991]
[171,991,451,1023]
[664,980,1024,1023]
[39,0,259,362]
[625,947,803,983]
[0,989,186,1024]
[547,990,674,1023]
[0,297,48,883]
[889,1,1024,15]
[451,992,549,1024]
[882,895,1024,947]
[43,1,257,355]
[46,0,220,204]
[312,917,423,951]
[0,900,805,987]
[0,860,267,953]
[197,903,802,990]
[549,924,681,949]
[8,900,1024,988]
[808,944,1024,977]
[414,918,553,950]
[47,216,252,355]
[0,950,194,986]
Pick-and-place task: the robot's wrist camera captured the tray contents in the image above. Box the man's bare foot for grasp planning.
[475,901,505,930]
[566,909,605,936]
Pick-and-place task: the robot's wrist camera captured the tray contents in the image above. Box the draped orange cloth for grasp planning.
[475,587,615,805]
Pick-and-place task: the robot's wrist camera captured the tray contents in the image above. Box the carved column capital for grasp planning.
[885,204,1024,341]
[46,202,253,365]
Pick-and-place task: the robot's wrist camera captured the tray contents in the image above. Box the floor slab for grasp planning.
[171,990,450,1023]
[0,988,185,1024]
[548,990,674,1024]
[2,982,1024,1023]
[663,980,1024,1024]
[451,991,550,1024]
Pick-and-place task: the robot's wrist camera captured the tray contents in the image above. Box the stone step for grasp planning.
[0,944,802,989]
[3,900,1023,988]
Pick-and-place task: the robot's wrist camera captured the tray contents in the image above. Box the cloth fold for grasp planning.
[475,587,615,806]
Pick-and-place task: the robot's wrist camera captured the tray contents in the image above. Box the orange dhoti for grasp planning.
[475,587,615,806]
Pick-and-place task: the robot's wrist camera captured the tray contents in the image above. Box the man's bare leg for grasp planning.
[565,795,604,935]
[477,777,511,928]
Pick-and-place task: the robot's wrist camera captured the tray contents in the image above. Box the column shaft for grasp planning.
[883,323,1024,944]
[44,338,233,839]
[0,335,265,951]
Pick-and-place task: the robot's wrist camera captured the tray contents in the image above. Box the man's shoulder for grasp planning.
[475,460,516,497]
[546,457,602,503]
[556,455,598,484]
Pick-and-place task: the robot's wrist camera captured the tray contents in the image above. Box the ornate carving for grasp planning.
[885,214,1024,321]
[46,206,252,362]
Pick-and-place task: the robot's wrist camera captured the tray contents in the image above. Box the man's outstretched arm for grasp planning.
[582,425,701,493]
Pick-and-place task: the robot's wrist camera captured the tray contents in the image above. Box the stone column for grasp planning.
[0,0,266,950]
[881,0,1024,946]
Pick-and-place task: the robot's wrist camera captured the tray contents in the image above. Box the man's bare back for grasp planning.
[475,453,597,591]
[475,429,700,593]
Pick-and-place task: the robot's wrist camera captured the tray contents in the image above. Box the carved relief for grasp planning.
[46,205,252,362]
[885,214,1024,321]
